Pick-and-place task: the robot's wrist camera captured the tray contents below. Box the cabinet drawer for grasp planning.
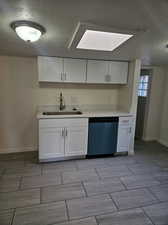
[39,118,88,128]
[65,118,88,127]
[119,116,133,127]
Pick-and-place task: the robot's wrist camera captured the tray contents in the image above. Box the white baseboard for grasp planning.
[158,139,168,148]
[128,151,135,156]
[142,137,168,148]
[142,137,156,141]
[0,146,38,154]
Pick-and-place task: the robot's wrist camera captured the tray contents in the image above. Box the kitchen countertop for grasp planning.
[37,108,132,119]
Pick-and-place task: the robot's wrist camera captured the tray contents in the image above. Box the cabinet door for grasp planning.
[39,127,64,160]
[63,58,86,83]
[87,60,109,83]
[38,57,63,82]
[117,126,132,152]
[109,61,128,84]
[65,126,88,156]
[117,117,133,152]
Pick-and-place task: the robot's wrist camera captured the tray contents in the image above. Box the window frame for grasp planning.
[138,75,149,97]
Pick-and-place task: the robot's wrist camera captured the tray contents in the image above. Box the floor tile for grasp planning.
[120,175,160,189]
[97,208,153,225]
[96,165,133,179]
[127,164,162,175]
[154,160,168,168]
[149,183,168,201]
[21,174,61,189]
[0,189,40,210]
[53,217,97,225]
[154,171,168,183]
[111,188,157,210]
[4,166,41,177]
[76,158,107,170]
[0,177,20,192]
[42,161,77,175]
[0,160,24,169]
[105,157,137,166]
[13,201,67,225]
[0,209,14,225]
[24,162,42,170]
[23,151,38,161]
[0,168,4,176]
[83,178,125,196]
[41,182,86,203]
[1,141,168,225]
[62,169,99,184]
[143,202,168,225]
[67,194,116,220]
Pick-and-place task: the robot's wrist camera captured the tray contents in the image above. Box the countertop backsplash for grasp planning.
[37,104,119,113]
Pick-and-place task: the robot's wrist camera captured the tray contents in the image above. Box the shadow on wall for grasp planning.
[39,82,121,90]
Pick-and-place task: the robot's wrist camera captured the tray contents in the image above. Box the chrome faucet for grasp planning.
[59,92,66,111]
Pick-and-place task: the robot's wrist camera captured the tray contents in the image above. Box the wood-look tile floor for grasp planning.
[0,141,168,225]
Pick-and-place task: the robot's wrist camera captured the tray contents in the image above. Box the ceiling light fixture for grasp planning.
[77,30,133,51]
[68,23,142,52]
[11,20,46,42]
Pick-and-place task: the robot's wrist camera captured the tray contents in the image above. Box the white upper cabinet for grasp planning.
[109,61,128,84]
[87,60,109,83]
[38,56,63,82]
[38,56,128,84]
[63,58,86,83]
[38,57,87,83]
[87,60,128,84]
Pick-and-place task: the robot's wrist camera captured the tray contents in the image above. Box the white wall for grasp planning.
[0,56,120,153]
[159,69,168,147]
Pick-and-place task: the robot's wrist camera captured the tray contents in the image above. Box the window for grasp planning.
[138,75,149,97]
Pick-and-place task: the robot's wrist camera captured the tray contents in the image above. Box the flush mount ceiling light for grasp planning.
[68,22,144,52]
[77,30,133,51]
[11,20,46,42]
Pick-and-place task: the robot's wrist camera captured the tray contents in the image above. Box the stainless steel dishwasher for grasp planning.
[87,117,119,156]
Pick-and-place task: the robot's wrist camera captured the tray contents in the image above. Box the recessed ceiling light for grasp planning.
[77,30,133,51]
[11,20,46,42]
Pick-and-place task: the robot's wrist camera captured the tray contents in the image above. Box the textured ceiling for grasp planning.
[0,0,168,65]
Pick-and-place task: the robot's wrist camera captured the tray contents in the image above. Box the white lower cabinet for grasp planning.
[39,118,88,161]
[39,127,65,159]
[65,126,88,156]
[117,116,133,152]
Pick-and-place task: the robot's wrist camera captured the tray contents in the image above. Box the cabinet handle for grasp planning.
[123,120,129,123]
[61,129,64,137]
[61,73,63,81]
[64,73,66,81]
[105,74,111,82]
[129,127,132,133]
[65,128,68,137]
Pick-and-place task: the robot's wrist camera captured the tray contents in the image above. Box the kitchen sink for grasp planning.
[42,111,82,115]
